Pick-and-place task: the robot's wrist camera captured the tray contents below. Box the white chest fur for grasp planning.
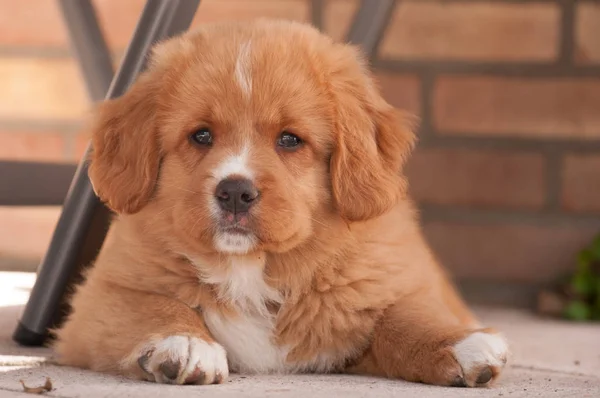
[197,256,288,373]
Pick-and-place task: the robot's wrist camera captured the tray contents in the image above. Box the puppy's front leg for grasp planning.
[54,281,228,385]
[350,295,509,387]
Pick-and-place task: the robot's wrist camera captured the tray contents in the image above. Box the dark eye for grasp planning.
[191,128,213,146]
[276,131,302,150]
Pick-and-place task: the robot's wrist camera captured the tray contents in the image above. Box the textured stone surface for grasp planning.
[1,272,599,398]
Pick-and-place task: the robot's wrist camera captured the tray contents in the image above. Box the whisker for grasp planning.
[141,203,180,228]
[154,204,178,217]
[189,203,212,234]
[274,208,330,228]
[158,182,202,195]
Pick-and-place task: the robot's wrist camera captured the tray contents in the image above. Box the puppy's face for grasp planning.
[88,20,415,256]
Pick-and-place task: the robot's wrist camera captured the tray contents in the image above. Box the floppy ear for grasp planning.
[330,49,417,222]
[88,73,161,214]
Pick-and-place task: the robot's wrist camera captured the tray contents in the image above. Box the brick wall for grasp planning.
[1,0,599,292]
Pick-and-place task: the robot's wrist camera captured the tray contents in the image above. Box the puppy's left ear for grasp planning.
[330,48,417,222]
[88,73,162,214]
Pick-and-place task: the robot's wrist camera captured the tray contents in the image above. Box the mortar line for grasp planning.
[0,46,122,61]
[373,59,600,78]
[419,135,600,153]
[0,120,82,132]
[418,204,600,227]
[416,71,436,145]
[558,0,576,66]
[0,46,72,58]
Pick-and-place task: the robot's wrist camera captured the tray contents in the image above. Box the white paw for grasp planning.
[134,335,229,385]
[452,331,509,386]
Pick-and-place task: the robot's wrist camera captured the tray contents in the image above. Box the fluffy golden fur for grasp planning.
[54,19,509,387]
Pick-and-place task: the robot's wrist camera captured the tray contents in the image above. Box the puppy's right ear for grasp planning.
[88,73,161,214]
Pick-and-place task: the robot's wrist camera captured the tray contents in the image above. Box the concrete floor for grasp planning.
[1,272,599,398]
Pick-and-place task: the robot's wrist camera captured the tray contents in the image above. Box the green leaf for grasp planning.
[570,271,595,297]
[577,250,593,271]
[589,235,600,259]
[590,307,600,321]
[564,301,591,321]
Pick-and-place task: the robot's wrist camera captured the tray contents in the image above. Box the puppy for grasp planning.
[54,19,509,387]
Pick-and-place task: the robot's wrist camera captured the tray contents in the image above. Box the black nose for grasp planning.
[215,178,259,213]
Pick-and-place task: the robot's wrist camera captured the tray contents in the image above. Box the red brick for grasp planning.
[575,3,600,64]
[379,2,559,61]
[406,148,545,209]
[192,0,308,27]
[0,58,90,121]
[0,0,308,50]
[424,221,599,283]
[96,0,309,51]
[561,154,600,213]
[374,72,420,116]
[434,77,600,139]
[73,132,92,161]
[0,131,67,162]
[0,0,68,48]
[0,207,61,261]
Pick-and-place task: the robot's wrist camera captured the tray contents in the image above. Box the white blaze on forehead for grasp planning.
[234,41,252,98]
[212,145,253,181]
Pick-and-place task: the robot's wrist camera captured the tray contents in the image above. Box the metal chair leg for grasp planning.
[345,0,397,60]
[59,0,115,102]
[13,0,201,346]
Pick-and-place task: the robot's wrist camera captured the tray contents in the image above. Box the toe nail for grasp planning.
[137,351,152,373]
[159,360,181,381]
[476,368,493,384]
[184,368,206,384]
[451,375,467,387]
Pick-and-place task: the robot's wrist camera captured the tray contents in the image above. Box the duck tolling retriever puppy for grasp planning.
[54,19,509,387]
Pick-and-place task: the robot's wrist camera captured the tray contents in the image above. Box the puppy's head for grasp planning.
[89,20,415,256]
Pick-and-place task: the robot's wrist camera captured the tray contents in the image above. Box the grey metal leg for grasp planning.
[13,0,201,346]
[310,0,324,31]
[58,0,115,102]
[345,0,397,60]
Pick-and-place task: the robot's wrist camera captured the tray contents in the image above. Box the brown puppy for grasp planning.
[54,19,509,387]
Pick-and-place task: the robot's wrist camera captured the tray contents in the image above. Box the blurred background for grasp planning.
[0,0,599,309]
